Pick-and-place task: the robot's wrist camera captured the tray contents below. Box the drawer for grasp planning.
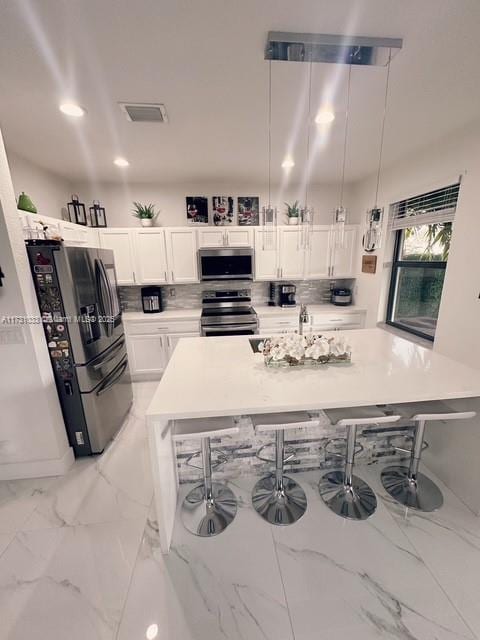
[311,313,363,327]
[259,318,298,330]
[125,319,200,335]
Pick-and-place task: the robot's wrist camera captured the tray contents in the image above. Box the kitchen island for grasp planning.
[146,328,480,552]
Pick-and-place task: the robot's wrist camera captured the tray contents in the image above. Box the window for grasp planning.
[386,183,459,341]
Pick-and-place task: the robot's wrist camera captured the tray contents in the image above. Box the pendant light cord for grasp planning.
[267,59,272,208]
[304,59,313,210]
[374,48,392,208]
[339,64,352,208]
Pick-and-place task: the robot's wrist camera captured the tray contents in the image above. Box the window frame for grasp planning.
[386,228,448,342]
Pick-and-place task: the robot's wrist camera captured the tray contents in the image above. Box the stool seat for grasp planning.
[385,400,476,423]
[173,416,239,440]
[320,406,401,521]
[251,411,315,433]
[325,405,402,426]
[174,416,238,537]
[381,402,476,512]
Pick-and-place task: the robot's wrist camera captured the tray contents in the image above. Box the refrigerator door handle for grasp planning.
[95,259,114,337]
[92,337,126,370]
[96,357,128,396]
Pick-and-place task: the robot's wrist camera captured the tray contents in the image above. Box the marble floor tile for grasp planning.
[118,478,294,640]
[0,531,14,557]
[0,477,56,534]
[0,517,146,640]
[20,413,153,530]
[272,471,475,640]
[368,463,480,639]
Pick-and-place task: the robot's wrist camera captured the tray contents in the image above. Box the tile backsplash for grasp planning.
[119,279,354,311]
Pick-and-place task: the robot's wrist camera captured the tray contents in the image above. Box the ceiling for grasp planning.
[1,0,480,185]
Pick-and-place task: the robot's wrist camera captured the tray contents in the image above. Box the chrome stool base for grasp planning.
[381,465,443,512]
[319,470,377,520]
[181,482,237,537]
[252,475,307,525]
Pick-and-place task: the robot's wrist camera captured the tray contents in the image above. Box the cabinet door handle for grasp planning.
[164,271,167,281]
[171,270,174,282]
[132,271,136,283]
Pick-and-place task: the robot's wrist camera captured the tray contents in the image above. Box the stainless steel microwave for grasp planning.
[198,247,254,281]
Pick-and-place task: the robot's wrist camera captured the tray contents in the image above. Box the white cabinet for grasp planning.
[254,228,278,280]
[306,226,331,279]
[134,230,168,284]
[226,228,252,247]
[99,230,136,285]
[330,226,357,278]
[278,227,305,280]
[127,334,167,376]
[165,332,199,359]
[197,228,226,247]
[165,228,199,283]
[198,226,252,248]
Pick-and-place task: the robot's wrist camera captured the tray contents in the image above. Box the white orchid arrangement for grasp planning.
[258,333,351,366]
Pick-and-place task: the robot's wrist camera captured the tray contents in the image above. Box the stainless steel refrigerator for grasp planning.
[26,240,133,456]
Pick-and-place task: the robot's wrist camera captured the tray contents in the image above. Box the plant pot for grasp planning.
[288,217,299,225]
[140,219,153,227]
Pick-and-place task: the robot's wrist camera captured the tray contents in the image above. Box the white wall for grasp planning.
[350,119,480,513]
[0,132,73,479]
[73,179,358,227]
[6,151,73,220]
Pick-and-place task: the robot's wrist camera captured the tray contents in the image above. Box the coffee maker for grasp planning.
[141,286,163,313]
[278,283,296,307]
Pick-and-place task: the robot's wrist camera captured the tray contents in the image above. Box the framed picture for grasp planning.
[212,196,234,226]
[186,196,208,224]
[237,196,260,226]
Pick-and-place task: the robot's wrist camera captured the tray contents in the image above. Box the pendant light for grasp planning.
[333,64,352,249]
[261,59,277,250]
[363,49,392,252]
[300,59,314,250]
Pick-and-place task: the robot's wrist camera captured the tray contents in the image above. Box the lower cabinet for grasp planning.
[125,320,200,379]
[127,334,168,377]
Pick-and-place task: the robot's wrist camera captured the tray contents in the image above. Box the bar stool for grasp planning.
[319,406,401,520]
[173,416,239,537]
[381,401,476,511]
[251,412,313,525]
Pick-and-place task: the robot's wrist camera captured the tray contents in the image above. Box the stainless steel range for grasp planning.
[200,289,258,336]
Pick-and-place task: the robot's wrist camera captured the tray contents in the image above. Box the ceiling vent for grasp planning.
[119,103,168,123]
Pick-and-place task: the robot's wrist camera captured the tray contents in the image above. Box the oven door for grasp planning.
[202,324,258,337]
[199,248,253,281]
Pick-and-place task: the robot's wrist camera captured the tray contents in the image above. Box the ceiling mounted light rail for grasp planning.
[265,32,402,66]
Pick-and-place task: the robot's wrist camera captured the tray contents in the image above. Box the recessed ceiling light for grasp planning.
[59,102,86,118]
[281,156,295,169]
[315,110,335,125]
[146,624,158,640]
[114,157,129,167]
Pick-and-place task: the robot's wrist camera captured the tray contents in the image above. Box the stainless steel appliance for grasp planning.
[200,289,258,336]
[279,283,297,307]
[331,287,352,306]
[26,240,133,456]
[141,286,162,313]
[198,247,254,281]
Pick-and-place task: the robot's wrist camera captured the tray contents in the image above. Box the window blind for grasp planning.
[389,182,460,230]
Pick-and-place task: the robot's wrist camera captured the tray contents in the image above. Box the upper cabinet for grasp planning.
[133,229,168,284]
[330,226,357,278]
[197,226,253,248]
[99,230,136,285]
[254,228,278,280]
[278,227,305,279]
[165,228,199,283]
[305,226,331,279]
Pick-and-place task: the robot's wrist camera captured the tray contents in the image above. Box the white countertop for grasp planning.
[254,303,366,317]
[122,309,202,322]
[146,328,480,420]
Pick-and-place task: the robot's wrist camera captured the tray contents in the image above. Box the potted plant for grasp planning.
[132,202,159,227]
[285,200,300,225]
